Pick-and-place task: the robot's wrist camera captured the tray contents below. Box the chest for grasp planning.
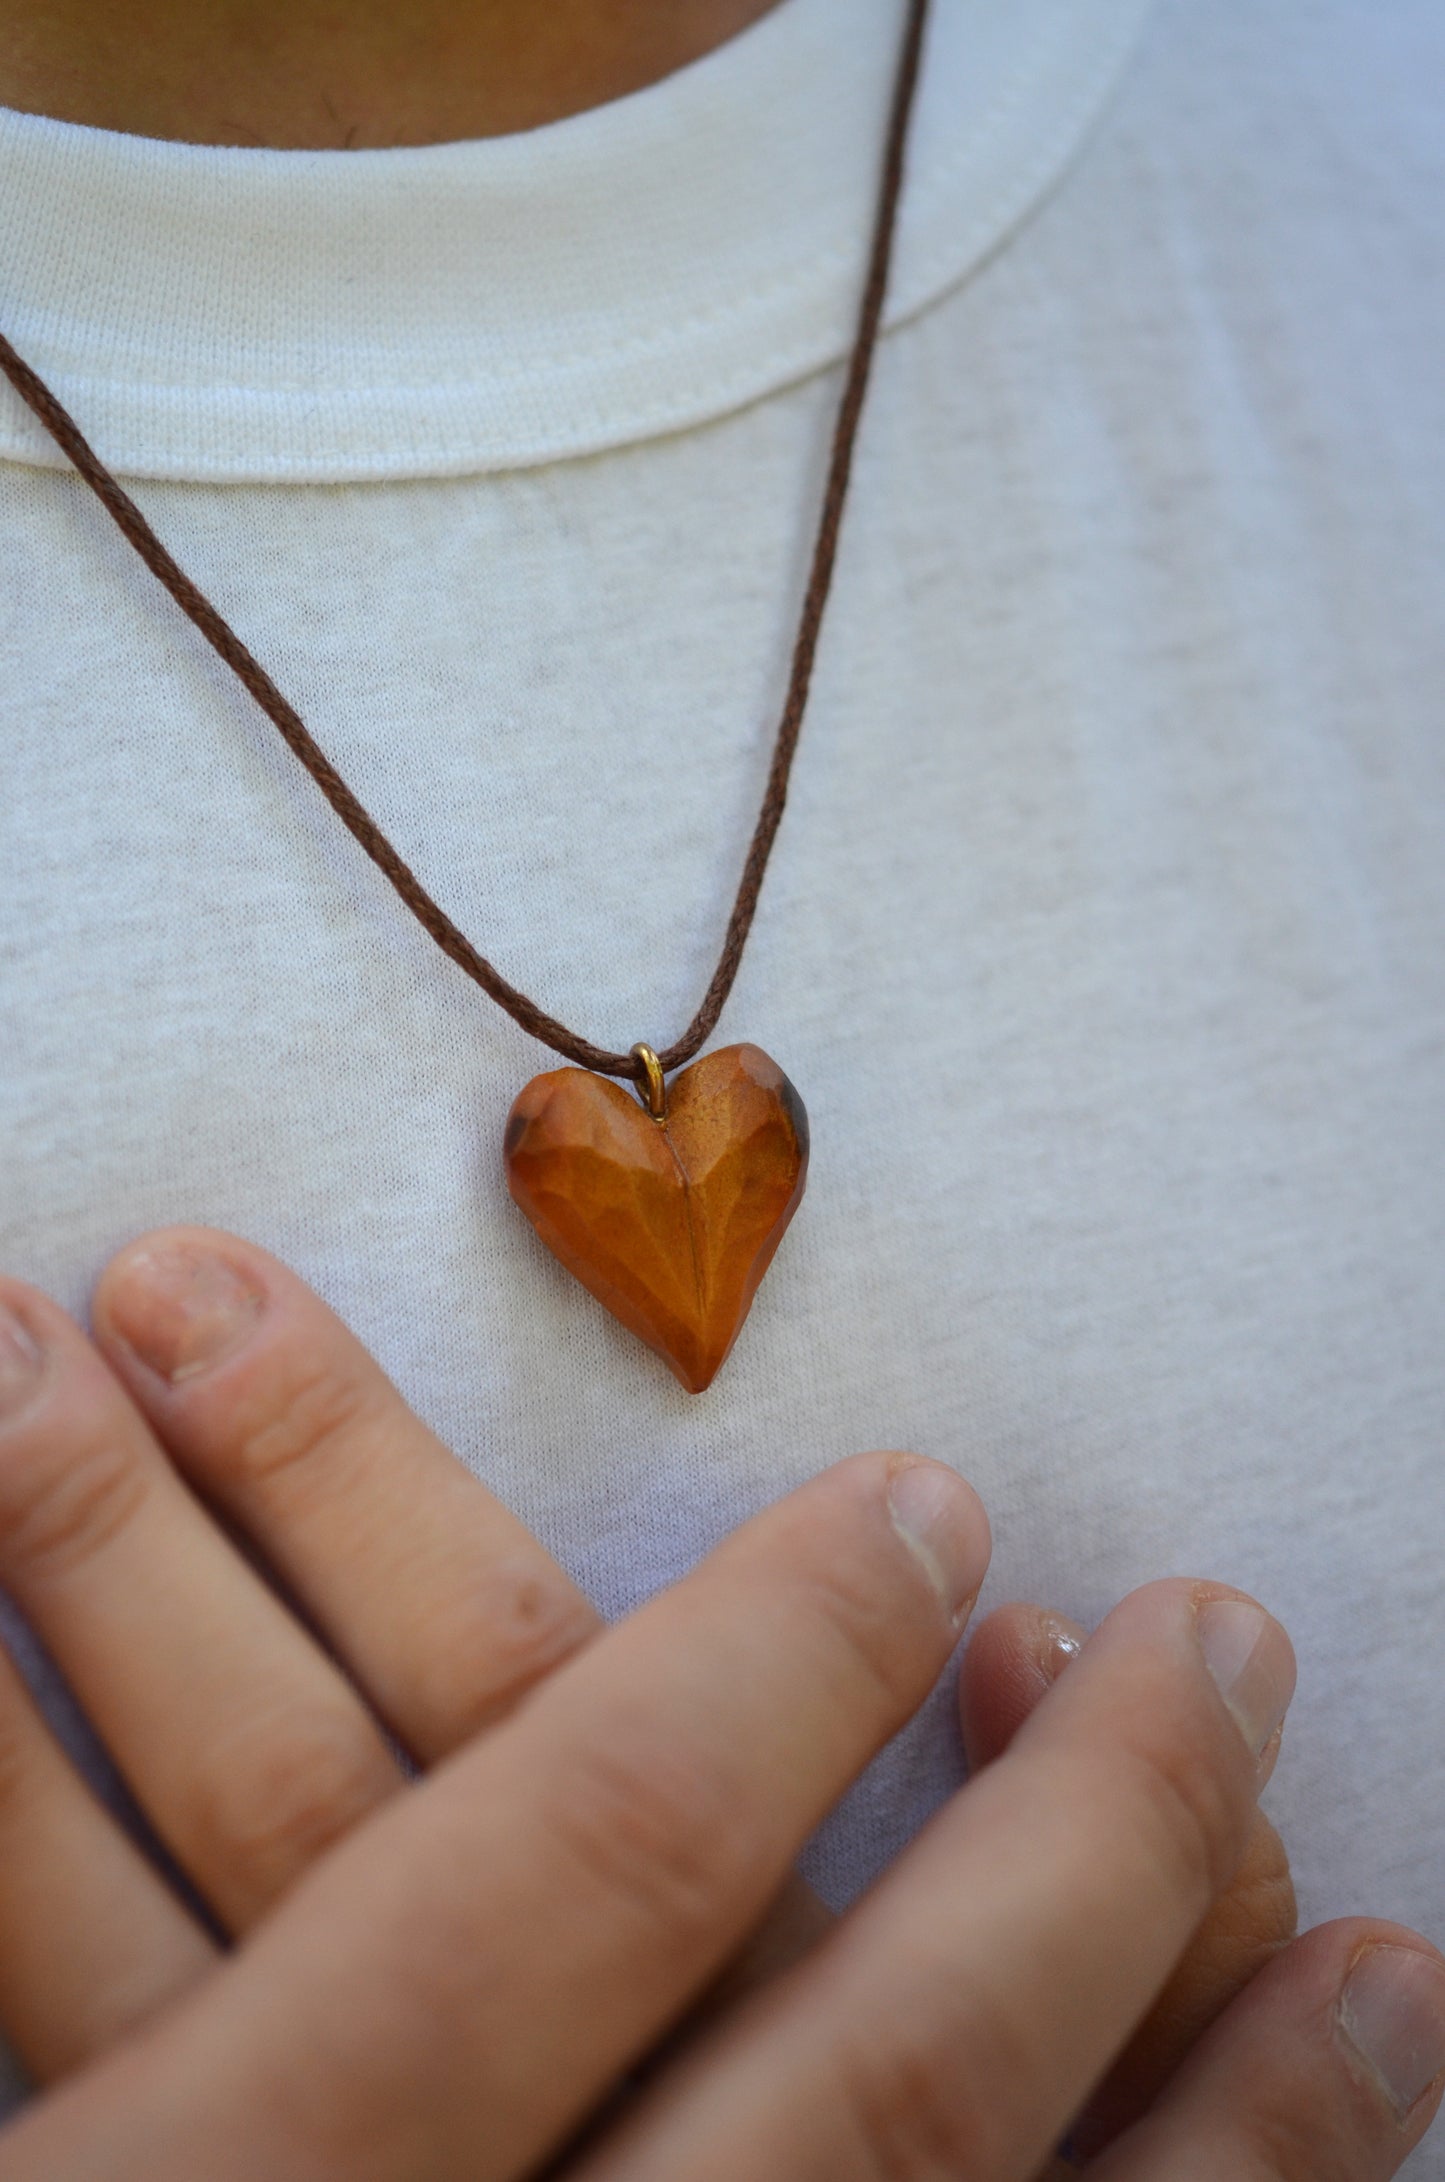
[2,334,1443,1919]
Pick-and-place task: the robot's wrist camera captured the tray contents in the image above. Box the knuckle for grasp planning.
[1244,2099,1361,2182]
[419,1569,599,1742]
[187,1708,395,1913]
[836,2012,995,2182]
[1124,1722,1244,1910]
[795,1555,936,1724]
[0,1420,149,1581]
[546,1730,741,1951]
[217,1355,380,1497]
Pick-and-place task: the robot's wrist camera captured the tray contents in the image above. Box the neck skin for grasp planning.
[0,0,782,147]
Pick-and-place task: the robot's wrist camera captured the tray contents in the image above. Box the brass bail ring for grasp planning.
[630,1042,667,1121]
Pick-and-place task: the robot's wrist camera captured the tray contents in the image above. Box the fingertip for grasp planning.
[1291,1918,1445,2021]
[93,1224,270,1310]
[0,1276,113,1420]
[1078,1577,1297,1774]
[881,1454,992,1625]
[1335,1926,1445,2128]
[0,1273,80,1344]
[958,1602,1085,1768]
[0,1279,55,1424]
[1035,1607,1085,1679]
[1098,1918,1445,2177]
[91,1232,267,1388]
[1193,1590,1296,1765]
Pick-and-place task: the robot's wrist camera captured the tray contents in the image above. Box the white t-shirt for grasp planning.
[2,0,1443,2148]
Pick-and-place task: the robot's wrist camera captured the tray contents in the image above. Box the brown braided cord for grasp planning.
[0,0,930,1085]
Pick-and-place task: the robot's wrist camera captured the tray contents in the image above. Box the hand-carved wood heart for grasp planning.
[503,1043,808,1393]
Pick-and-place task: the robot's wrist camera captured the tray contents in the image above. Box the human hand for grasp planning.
[0,1226,1282,2089]
[0,1224,843,2081]
[0,1233,1436,2178]
[556,1562,1441,2182]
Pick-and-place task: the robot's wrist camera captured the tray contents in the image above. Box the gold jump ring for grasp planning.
[630,1043,667,1120]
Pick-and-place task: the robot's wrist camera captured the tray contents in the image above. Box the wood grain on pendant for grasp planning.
[504,1044,808,1393]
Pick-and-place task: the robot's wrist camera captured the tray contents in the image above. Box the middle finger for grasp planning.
[90,1227,601,1760]
[961,1599,1298,2157]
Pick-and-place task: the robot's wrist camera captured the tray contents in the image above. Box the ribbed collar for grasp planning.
[0,0,1151,481]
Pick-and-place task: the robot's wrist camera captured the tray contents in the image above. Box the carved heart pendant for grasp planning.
[503,1043,808,1393]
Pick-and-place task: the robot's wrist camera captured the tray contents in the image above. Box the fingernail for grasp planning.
[105,1246,263,1384]
[888,1460,985,1624]
[1339,1945,1445,2122]
[1196,1597,1296,1758]
[0,1303,43,1416]
[1035,1611,1084,1684]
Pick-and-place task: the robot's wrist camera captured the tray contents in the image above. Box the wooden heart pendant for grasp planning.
[503,1043,808,1393]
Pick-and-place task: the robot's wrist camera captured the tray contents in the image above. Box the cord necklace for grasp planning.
[0,0,930,1391]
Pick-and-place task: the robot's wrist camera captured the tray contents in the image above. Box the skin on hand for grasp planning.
[961,1602,1299,2158]
[0,1224,1298,2135]
[0,1229,831,2073]
[0,1242,996,2175]
[0,1231,1437,2180]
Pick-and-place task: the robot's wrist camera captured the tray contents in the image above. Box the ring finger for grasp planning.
[0,1275,402,1935]
[0,1632,213,2080]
